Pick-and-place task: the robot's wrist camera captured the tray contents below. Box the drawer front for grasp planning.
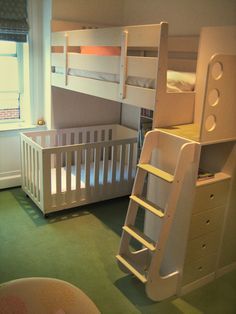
[182,254,217,285]
[193,179,230,213]
[185,230,221,263]
[189,206,223,239]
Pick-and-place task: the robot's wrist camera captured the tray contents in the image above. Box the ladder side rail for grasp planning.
[118,130,161,259]
[146,141,200,300]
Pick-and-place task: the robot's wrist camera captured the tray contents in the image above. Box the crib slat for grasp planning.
[56,152,62,195]
[66,132,71,145]
[127,142,134,181]
[103,145,109,186]
[32,148,36,196]
[21,140,26,188]
[76,148,81,192]
[29,145,33,193]
[36,151,40,201]
[120,144,126,181]
[85,147,91,190]
[111,145,117,185]
[42,151,52,210]
[66,151,72,193]
[25,143,29,190]
[94,145,100,191]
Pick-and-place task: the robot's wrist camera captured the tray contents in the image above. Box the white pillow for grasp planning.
[167,70,196,92]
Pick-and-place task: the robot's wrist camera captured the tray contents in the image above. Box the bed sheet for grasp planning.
[52,67,196,92]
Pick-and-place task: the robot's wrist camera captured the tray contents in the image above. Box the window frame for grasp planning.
[0,0,52,131]
[0,41,30,124]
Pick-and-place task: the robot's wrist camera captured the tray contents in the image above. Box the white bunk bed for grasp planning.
[51,22,198,126]
[117,25,236,301]
[21,21,199,215]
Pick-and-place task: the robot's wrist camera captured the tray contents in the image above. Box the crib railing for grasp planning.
[21,134,43,208]
[42,138,137,210]
[21,124,137,214]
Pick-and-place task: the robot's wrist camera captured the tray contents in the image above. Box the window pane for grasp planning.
[0,41,29,122]
[0,43,19,120]
[0,92,19,120]
[0,57,19,91]
[0,41,16,54]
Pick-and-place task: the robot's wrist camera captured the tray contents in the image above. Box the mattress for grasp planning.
[52,67,196,92]
[50,161,135,194]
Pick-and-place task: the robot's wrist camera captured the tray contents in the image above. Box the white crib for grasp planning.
[21,124,138,215]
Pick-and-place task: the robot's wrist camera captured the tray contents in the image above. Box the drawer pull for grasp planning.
[210,194,214,199]
[198,266,203,271]
[206,219,210,224]
[202,243,206,249]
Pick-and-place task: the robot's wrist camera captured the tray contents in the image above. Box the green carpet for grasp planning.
[0,187,236,313]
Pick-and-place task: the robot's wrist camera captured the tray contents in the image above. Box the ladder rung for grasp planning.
[123,225,156,251]
[116,254,147,283]
[138,163,174,182]
[130,195,164,218]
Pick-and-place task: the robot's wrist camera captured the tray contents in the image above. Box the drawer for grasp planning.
[189,206,223,239]
[193,179,230,213]
[182,253,217,285]
[185,230,221,263]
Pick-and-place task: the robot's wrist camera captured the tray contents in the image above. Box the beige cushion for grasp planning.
[0,277,100,314]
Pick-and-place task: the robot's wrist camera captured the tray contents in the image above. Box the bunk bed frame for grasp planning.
[117,25,236,301]
[51,21,198,127]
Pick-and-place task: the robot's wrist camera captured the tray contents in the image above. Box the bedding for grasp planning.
[52,67,196,92]
[80,46,121,55]
[50,161,135,194]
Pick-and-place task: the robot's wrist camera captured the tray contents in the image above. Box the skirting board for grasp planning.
[180,273,215,296]
[216,262,236,279]
[0,171,21,189]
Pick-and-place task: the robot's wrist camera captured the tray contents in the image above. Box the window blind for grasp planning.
[0,0,29,42]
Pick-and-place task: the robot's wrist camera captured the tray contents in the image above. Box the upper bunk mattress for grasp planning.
[52,67,196,92]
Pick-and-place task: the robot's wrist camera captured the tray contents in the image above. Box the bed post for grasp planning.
[119,31,128,100]
[64,33,68,86]
[152,22,168,128]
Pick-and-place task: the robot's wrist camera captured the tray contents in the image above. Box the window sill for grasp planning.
[0,122,46,132]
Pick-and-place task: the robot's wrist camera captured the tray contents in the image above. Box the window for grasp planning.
[0,0,31,126]
[0,40,30,122]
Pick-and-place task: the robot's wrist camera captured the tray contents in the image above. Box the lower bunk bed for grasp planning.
[21,124,138,215]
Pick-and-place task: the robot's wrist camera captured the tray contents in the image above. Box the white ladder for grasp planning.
[116,129,199,301]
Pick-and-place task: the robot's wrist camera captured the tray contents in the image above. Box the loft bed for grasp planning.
[51,21,199,127]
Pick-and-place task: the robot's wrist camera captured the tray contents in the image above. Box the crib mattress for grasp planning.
[50,161,135,194]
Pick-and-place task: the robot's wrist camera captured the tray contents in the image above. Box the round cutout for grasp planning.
[212,62,223,80]
[205,115,216,132]
[208,89,219,107]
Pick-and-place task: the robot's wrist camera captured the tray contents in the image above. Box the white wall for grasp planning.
[51,88,121,129]
[0,126,46,189]
[52,0,124,26]
[123,0,236,35]
[0,131,22,188]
